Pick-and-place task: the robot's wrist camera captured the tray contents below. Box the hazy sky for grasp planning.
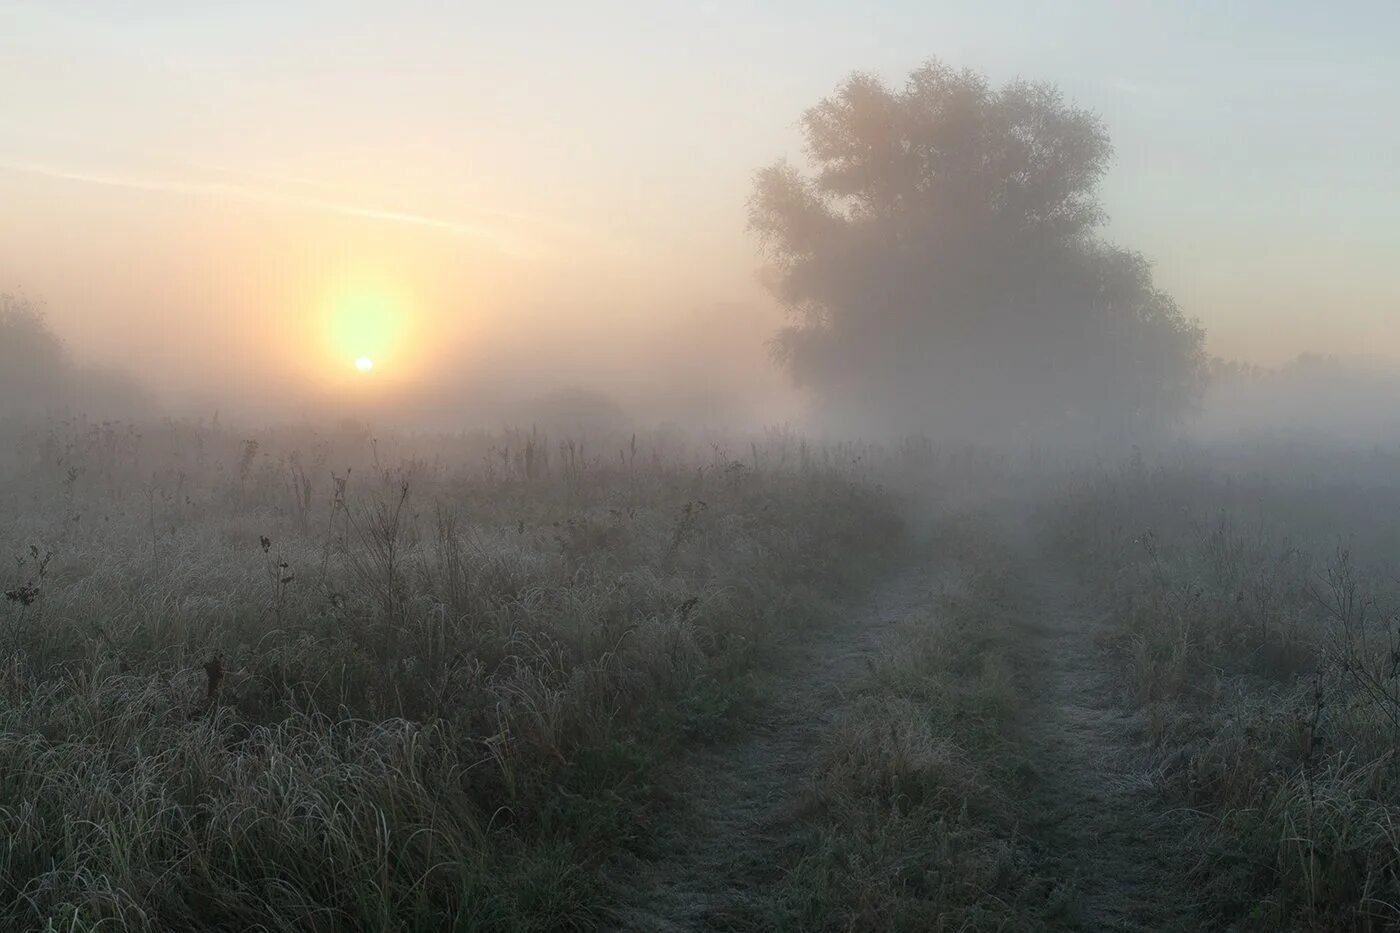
[3,1,1398,417]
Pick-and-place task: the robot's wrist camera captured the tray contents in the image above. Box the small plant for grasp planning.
[5,544,52,607]
[2,582,38,606]
[257,534,295,625]
[341,480,412,664]
[663,499,707,564]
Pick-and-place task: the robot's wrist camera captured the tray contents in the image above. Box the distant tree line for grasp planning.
[0,293,149,420]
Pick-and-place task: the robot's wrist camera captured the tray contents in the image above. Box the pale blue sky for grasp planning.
[2,1,1398,402]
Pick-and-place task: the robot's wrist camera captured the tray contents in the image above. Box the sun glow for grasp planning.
[320,284,412,380]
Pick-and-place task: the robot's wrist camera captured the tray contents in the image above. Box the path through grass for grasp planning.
[614,509,1209,930]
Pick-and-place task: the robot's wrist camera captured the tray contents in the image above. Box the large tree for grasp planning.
[750,61,1205,441]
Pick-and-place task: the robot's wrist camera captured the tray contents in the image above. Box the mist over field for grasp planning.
[5,4,1400,931]
[5,4,1400,442]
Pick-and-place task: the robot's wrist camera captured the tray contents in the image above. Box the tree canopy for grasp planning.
[750,61,1205,441]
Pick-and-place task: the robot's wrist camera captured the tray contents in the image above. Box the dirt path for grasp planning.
[611,522,1203,931]
[1018,555,1205,931]
[608,562,944,931]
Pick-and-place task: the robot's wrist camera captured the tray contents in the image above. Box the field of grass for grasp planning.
[9,418,1400,932]
[1044,449,1400,929]
[0,417,905,931]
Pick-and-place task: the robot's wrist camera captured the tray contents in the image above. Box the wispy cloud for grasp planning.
[0,160,535,257]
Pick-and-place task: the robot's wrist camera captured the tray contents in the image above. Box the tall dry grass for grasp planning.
[0,416,905,931]
[1045,456,1400,930]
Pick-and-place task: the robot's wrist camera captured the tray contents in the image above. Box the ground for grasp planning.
[1018,562,1204,930]
[612,567,940,930]
[610,520,1206,931]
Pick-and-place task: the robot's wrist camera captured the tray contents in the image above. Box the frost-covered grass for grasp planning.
[0,418,904,931]
[1046,453,1400,930]
[748,514,1048,932]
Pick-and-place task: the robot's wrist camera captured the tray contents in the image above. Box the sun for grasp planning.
[319,284,410,380]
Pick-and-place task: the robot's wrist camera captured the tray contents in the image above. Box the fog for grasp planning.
[4,3,1400,446]
[14,9,1400,930]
